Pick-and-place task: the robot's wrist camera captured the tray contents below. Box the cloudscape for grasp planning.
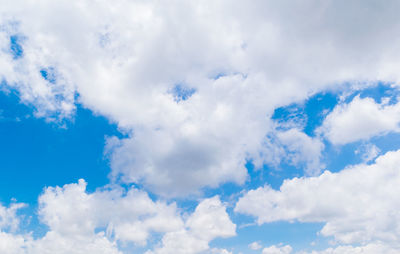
[1,1,400,253]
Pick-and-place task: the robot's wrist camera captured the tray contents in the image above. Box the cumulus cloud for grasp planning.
[0,181,235,254]
[0,179,180,253]
[235,150,400,248]
[0,231,28,254]
[2,0,400,195]
[37,179,184,247]
[276,128,324,175]
[146,196,236,254]
[298,243,399,254]
[260,243,399,254]
[250,128,325,175]
[249,241,262,250]
[210,248,233,254]
[319,95,400,145]
[0,202,25,231]
[262,245,292,254]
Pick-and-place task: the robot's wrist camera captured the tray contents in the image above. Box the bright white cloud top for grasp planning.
[0,0,400,253]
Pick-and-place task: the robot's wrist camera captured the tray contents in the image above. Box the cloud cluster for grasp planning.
[0,180,235,254]
[236,150,400,249]
[257,243,399,254]
[300,243,399,254]
[146,196,236,254]
[2,0,400,196]
[2,1,400,252]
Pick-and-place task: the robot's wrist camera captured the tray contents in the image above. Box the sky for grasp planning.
[1,1,400,253]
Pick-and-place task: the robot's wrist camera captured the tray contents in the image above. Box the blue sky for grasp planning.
[1,1,400,254]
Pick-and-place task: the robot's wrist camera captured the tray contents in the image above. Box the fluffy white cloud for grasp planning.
[37,179,183,246]
[2,0,400,195]
[261,243,399,254]
[0,181,236,254]
[262,245,292,254]
[0,179,182,253]
[146,196,236,254]
[249,241,262,250]
[250,128,325,176]
[299,243,399,254]
[235,150,400,248]
[0,231,28,254]
[0,202,25,231]
[320,95,400,145]
[210,248,233,254]
[355,143,380,163]
[276,129,324,175]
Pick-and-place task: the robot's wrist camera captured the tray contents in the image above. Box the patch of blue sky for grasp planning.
[358,81,399,104]
[272,92,339,136]
[201,160,327,253]
[322,141,366,172]
[0,90,123,205]
[211,218,329,253]
[170,84,196,102]
[211,72,227,80]
[9,35,23,59]
[340,81,398,104]
[272,82,399,138]
[40,67,57,84]
[325,132,400,173]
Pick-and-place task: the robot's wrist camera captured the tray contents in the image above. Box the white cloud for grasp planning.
[37,179,183,246]
[245,128,325,177]
[0,202,25,231]
[0,179,181,253]
[235,150,400,248]
[249,241,262,250]
[262,244,292,254]
[355,143,380,163]
[320,95,400,145]
[2,0,400,195]
[0,181,236,254]
[0,231,28,254]
[146,196,236,254]
[276,129,325,175]
[299,243,399,254]
[28,231,122,254]
[210,248,233,254]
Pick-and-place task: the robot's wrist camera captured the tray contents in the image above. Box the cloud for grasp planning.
[276,128,325,175]
[0,202,25,231]
[2,0,400,195]
[146,196,236,254]
[0,231,28,254]
[298,243,399,254]
[249,241,262,250]
[355,143,380,163]
[319,95,400,145]
[210,248,233,254]
[235,150,400,248]
[262,244,292,254]
[0,179,181,253]
[260,243,399,254]
[37,179,183,246]
[0,181,236,254]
